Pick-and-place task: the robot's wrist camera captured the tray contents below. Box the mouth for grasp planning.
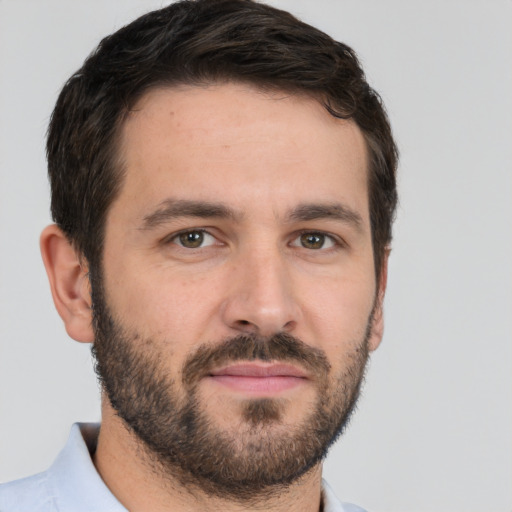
[206,362,309,395]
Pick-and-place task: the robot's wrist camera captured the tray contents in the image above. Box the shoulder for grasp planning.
[0,471,56,512]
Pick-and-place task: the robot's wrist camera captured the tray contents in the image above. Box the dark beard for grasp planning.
[91,280,371,502]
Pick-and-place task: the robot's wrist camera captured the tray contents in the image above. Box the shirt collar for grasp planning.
[46,423,126,511]
[46,423,358,512]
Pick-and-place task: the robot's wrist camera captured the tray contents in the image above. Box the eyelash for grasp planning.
[293,230,343,250]
[164,228,216,247]
[164,228,344,251]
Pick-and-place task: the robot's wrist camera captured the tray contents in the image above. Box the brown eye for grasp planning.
[177,231,206,248]
[290,232,337,251]
[300,233,326,249]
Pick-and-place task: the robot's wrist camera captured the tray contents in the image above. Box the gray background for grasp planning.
[1,1,511,510]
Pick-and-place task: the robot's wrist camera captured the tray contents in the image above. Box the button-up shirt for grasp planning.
[0,423,367,512]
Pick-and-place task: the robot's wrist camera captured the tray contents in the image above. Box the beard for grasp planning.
[91,279,372,502]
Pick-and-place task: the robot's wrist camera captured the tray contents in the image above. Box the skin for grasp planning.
[41,83,388,512]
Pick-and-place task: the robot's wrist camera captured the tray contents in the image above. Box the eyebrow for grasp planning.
[286,203,364,232]
[140,199,241,229]
[140,199,364,233]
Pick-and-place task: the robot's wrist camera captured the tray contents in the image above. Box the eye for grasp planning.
[291,232,336,250]
[172,230,216,248]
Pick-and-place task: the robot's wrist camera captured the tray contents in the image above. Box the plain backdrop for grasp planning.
[1,1,511,511]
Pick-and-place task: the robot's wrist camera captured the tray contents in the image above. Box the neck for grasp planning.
[93,400,324,512]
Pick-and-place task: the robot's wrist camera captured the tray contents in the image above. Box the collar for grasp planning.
[46,423,125,511]
[46,423,360,512]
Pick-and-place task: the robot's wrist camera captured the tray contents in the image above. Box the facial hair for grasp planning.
[91,281,372,502]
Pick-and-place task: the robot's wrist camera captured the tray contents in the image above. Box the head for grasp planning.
[41,0,398,502]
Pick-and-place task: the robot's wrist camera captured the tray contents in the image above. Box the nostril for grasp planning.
[283,320,296,332]
[234,319,257,333]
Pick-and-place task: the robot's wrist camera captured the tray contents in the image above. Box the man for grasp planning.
[0,0,397,510]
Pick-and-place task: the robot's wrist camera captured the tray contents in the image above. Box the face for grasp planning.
[93,83,382,498]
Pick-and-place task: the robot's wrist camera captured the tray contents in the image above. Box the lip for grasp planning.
[206,362,309,394]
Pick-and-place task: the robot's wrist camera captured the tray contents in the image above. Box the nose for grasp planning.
[221,247,301,336]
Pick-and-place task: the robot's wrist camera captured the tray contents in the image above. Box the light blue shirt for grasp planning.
[0,423,367,512]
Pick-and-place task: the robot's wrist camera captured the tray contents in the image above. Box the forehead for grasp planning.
[115,83,369,222]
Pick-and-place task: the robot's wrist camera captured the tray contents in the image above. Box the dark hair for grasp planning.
[47,0,398,279]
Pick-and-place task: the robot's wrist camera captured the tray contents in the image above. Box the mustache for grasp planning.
[181,332,331,388]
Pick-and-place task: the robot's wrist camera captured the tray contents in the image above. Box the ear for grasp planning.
[40,224,94,343]
[367,248,390,352]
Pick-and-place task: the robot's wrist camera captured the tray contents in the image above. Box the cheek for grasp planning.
[103,257,224,343]
[302,271,376,349]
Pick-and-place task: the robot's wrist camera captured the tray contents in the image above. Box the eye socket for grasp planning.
[291,232,336,250]
[172,230,216,248]
[168,230,338,251]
